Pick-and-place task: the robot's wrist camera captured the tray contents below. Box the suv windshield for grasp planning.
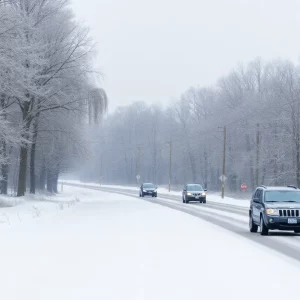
[187,184,203,191]
[143,183,155,189]
[265,191,300,202]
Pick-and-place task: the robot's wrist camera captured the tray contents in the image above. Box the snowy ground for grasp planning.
[1,185,300,299]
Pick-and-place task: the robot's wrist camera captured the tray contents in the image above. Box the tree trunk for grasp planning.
[47,169,53,193]
[30,141,37,194]
[0,163,8,195]
[47,165,60,194]
[17,145,29,197]
[30,117,39,194]
[0,140,9,195]
[261,167,266,185]
[39,158,46,190]
[0,94,9,195]
[17,102,31,197]
[53,173,59,193]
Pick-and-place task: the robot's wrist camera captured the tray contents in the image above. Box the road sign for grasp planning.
[241,183,248,190]
[219,175,227,182]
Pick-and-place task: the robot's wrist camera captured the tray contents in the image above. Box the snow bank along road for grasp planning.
[64,182,300,263]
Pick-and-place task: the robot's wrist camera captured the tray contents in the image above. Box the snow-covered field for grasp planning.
[0,185,300,300]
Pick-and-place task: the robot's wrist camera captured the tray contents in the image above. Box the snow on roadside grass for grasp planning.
[62,179,139,190]
[207,193,250,207]
[0,185,299,300]
[0,191,79,227]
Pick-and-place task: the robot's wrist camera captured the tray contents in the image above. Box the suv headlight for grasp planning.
[201,192,206,196]
[266,208,279,216]
[187,192,192,196]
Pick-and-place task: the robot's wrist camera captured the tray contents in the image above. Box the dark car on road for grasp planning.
[182,184,207,204]
[249,185,300,235]
[139,183,157,197]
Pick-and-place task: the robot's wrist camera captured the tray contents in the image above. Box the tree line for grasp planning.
[81,58,300,192]
[0,0,107,196]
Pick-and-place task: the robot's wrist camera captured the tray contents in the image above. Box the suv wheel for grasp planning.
[249,213,258,233]
[260,216,269,236]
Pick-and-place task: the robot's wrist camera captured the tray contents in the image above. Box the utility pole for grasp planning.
[137,147,142,184]
[168,141,172,192]
[221,126,227,199]
[256,123,260,187]
[204,148,208,190]
[100,154,103,186]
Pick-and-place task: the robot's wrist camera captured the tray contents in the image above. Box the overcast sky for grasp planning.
[71,0,300,112]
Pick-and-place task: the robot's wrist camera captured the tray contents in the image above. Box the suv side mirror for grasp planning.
[204,189,207,192]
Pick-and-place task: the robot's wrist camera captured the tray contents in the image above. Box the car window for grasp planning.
[255,189,261,199]
[143,183,155,188]
[253,189,262,201]
[265,191,300,202]
[258,190,263,202]
[252,190,258,199]
[186,184,204,191]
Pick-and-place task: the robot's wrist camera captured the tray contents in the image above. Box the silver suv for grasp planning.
[249,185,300,235]
[182,184,207,204]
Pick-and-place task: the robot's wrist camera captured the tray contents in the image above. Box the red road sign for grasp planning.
[241,183,248,190]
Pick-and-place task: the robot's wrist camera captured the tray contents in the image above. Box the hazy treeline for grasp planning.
[81,58,300,192]
[0,0,107,196]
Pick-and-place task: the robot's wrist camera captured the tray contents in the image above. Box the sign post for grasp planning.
[221,126,227,199]
[136,175,140,185]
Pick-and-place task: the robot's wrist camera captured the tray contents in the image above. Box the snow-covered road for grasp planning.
[64,182,300,262]
[1,185,300,299]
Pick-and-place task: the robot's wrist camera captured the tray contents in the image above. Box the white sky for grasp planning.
[71,0,300,112]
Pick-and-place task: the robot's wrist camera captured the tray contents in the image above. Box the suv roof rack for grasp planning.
[260,185,267,189]
[287,185,298,189]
